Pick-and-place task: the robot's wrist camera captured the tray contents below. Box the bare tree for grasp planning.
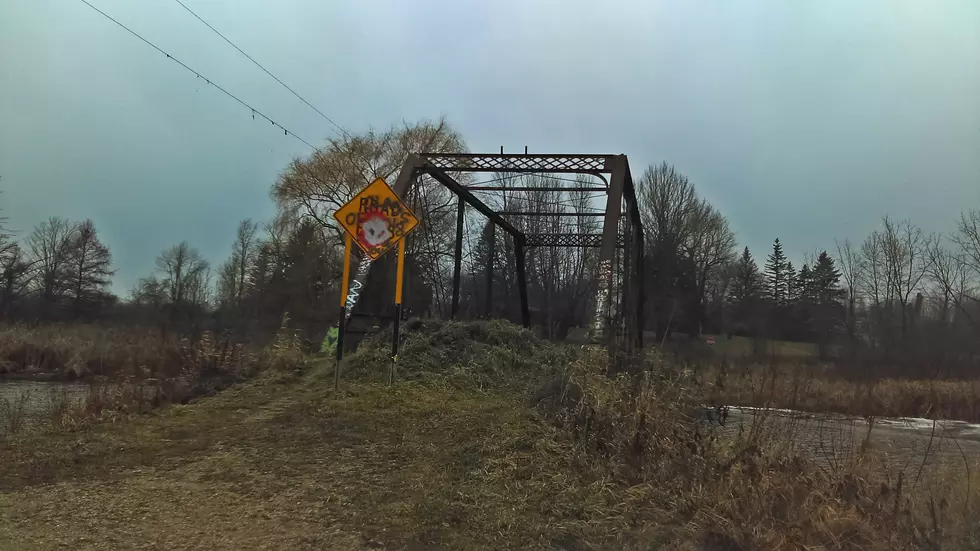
[880,217,928,339]
[273,117,466,244]
[835,239,862,343]
[0,188,16,266]
[65,219,114,311]
[184,266,213,309]
[26,217,75,302]
[0,244,31,317]
[949,210,980,329]
[683,201,736,333]
[217,219,259,308]
[130,276,167,308]
[494,174,602,335]
[233,219,258,305]
[635,162,734,336]
[0,187,31,317]
[952,211,980,299]
[155,241,209,306]
[925,235,964,324]
[272,117,468,315]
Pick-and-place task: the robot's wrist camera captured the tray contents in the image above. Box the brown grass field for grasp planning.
[2,320,980,550]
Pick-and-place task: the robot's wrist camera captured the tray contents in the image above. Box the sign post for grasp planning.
[389,239,407,385]
[335,233,353,390]
[332,177,420,388]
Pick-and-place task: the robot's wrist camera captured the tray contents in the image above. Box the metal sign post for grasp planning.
[332,177,420,388]
[389,239,406,385]
[335,233,353,390]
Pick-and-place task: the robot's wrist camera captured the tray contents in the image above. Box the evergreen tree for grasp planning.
[728,246,764,334]
[729,247,762,304]
[764,238,789,304]
[811,251,844,305]
[808,250,845,353]
[796,264,816,303]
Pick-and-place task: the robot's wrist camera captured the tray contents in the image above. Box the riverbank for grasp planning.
[0,323,258,382]
[701,362,980,424]
[3,321,980,550]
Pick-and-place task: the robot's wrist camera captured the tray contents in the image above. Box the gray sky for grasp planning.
[2,0,978,292]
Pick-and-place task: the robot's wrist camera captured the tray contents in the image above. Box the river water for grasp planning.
[0,380,90,432]
[721,406,980,474]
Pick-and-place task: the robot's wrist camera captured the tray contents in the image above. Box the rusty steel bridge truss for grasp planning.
[381,152,646,350]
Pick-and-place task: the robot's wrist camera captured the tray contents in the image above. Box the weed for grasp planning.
[0,389,32,436]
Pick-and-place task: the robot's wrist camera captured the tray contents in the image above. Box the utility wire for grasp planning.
[171,0,353,141]
[78,0,316,149]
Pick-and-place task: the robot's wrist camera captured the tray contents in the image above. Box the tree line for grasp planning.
[2,118,977,374]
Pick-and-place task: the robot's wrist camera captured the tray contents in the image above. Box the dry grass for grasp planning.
[1,320,979,550]
[0,323,192,380]
[713,335,819,359]
[704,363,980,423]
[0,319,310,438]
[559,349,980,549]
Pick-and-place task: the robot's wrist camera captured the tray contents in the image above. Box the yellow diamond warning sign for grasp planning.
[333,178,420,260]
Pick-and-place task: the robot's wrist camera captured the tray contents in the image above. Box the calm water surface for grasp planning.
[0,380,90,428]
[721,406,980,474]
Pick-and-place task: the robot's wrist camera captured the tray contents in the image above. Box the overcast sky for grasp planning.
[1,0,978,292]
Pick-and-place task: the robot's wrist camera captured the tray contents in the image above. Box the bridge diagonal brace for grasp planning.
[422,167,523,238]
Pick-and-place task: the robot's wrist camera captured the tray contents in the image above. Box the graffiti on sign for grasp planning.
[320,327,339,355]
[334,178,420,261]
[344,256,373,319]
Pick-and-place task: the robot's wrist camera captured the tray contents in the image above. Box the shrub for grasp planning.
[258,313,310,372]
[546,348,980,549]
[343,318,571,388]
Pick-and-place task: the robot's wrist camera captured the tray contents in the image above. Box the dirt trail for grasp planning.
[0,367,596,550]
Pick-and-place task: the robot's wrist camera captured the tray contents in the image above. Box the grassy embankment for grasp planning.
[0,321,305,436]
[2,319,980,549]
[666,334,980,424]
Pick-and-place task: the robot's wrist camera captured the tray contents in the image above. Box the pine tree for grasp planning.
[729,247,762,304]
[809,250,845,352]
[764,238,788,304]
[796,264,816,303]
[784,260,796,303]
[811,251,844,305]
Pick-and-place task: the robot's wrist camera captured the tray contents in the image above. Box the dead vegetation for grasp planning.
[0,316,311,440]
[0,323,241,381]
[2,320,979,550]
[699,361,980,424]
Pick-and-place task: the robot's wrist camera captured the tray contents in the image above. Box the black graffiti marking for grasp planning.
[357,195,405,218]
[344,257,374,317]
[346,194,416,240]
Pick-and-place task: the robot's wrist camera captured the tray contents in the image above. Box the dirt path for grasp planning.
[0,367,628,550]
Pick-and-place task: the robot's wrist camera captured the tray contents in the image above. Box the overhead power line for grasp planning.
[171,0,354,141]
[78,0,316,149]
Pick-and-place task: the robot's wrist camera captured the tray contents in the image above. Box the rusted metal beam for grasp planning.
[466,186,606,193]
[423,168,523,238]
[498,211,611,217]
[592,155,627,339]
[515,236,530,328]
[524,233,626,248]
[420,153,613,174]
[451,196,464,319]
